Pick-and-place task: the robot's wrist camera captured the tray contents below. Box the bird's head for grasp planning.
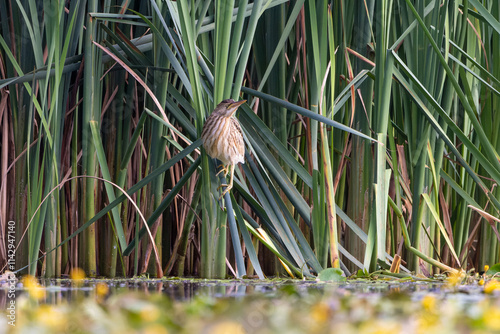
[214,99,246,117]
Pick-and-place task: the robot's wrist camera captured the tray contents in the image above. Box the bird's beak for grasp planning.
[228,100,246,114]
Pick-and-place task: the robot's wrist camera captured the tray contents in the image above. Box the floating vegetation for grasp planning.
[2,275,500,333]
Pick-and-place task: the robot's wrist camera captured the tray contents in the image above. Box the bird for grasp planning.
[201,99,246,199]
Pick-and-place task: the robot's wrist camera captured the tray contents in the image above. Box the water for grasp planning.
[0,277,487,307]
[1,277,497,333]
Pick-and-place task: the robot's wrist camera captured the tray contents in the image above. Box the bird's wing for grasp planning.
[231,117,245,156]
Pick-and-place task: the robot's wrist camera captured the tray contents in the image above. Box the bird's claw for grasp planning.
[216,166,229,177]
[218,184,232,200]
[216,164,235,201]
[217,183,228,191]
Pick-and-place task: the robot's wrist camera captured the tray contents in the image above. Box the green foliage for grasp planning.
[1,0,500,279]
[317,268,346,282]
[485,264,500,276]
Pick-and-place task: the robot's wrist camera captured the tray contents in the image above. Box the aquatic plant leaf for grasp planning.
[485,264,500,276]
[317,268,346,282]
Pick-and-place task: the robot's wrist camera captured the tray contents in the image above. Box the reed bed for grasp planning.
[1,0,499,278]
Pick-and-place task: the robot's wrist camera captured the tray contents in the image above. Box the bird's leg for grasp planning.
[216,164,230,191]
[218,164,235,200]
[217,164,229,191]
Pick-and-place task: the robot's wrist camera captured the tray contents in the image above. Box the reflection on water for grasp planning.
[0,277,487,309]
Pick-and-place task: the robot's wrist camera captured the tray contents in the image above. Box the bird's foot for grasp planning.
[216,166,229,177]
[217,184,232,200]
[217,183,228,191]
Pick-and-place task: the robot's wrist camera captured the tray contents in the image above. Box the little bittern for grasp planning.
[201,99,246,199]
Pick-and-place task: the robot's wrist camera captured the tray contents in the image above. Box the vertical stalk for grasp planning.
[81,0,99,276]
[346,0,375,271]
[368,0,394,269]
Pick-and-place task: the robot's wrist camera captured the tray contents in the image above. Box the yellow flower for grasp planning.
[96,282,109,300]
[22,275,45,300]
[446,271,464,287]
[417,296,440,333]
[142,324,169,334]
[36,305,65,330]
[479,279,485,286]
[359,320,401,334]
[70,267,86,282]
[417,313,439,333]
[484,280,500,294]
[22,275,37,288]
[311,302,331,323]
[140,305,161,322]
[209,321,246,334]
[421,295,436,311]
[484,265,490,272]
[483,307,500,330]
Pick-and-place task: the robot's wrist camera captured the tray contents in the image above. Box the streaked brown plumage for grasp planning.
[201,99,246,198]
